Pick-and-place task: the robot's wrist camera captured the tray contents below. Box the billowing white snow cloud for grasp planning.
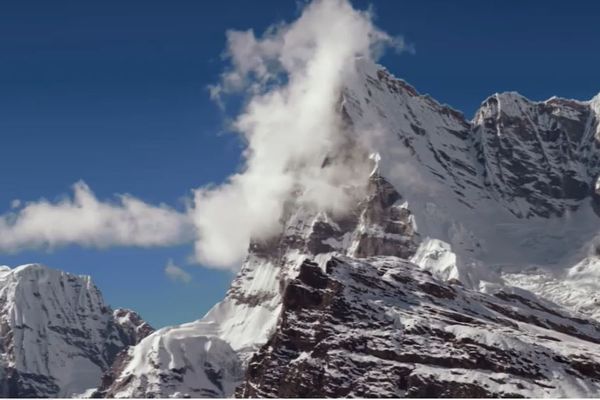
[164,259,192,284]
[193,0,405,269]
[0,181,193,253]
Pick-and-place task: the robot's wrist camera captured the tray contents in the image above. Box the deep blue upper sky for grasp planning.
[1,0,599,328]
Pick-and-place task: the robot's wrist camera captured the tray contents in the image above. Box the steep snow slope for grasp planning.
[100,60,600,397]
[0,264,152,397]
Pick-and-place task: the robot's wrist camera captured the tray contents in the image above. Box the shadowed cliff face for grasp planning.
[249,170,419,265]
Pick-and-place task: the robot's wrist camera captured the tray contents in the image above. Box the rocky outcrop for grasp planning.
[238,256,600,397]
[112,309,154,348]
[349,173,418,259]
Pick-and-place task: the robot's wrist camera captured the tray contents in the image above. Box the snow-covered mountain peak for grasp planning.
[476,90,591,124]
[338,63,600,299]
[0,264,153,397]
[88,62,600,398]
[5,263,94,285]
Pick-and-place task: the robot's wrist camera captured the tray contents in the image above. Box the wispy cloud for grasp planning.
[0,181,193,253]
[164,259,192,284]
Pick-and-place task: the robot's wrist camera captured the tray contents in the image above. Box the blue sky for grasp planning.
[1,0,599,328]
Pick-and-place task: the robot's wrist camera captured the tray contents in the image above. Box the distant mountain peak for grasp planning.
[0,264,153,397]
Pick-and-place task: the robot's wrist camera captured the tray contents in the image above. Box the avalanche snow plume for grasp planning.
[192,0,410,269]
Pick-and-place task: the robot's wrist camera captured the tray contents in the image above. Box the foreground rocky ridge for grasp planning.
[0,264,153,397]
[239,256,600,397]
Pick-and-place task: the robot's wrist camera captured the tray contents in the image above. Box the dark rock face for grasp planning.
[230,171,419,311]
[237,257,600,397]
[352,174,418,259]
[94,350,136,399]
[251,172,418,263]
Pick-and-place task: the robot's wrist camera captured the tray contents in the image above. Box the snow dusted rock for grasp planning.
[233,63,600,397]
[0,264,152,397]
[112,309,154,347]
[238,256,600,397]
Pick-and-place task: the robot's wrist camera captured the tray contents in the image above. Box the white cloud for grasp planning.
[164,259,192,284]
[0,0,408,271]
[0,181,193,253]
[193,0,405,269]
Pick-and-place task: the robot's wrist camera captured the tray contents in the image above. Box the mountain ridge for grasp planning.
[5,59,600,397]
